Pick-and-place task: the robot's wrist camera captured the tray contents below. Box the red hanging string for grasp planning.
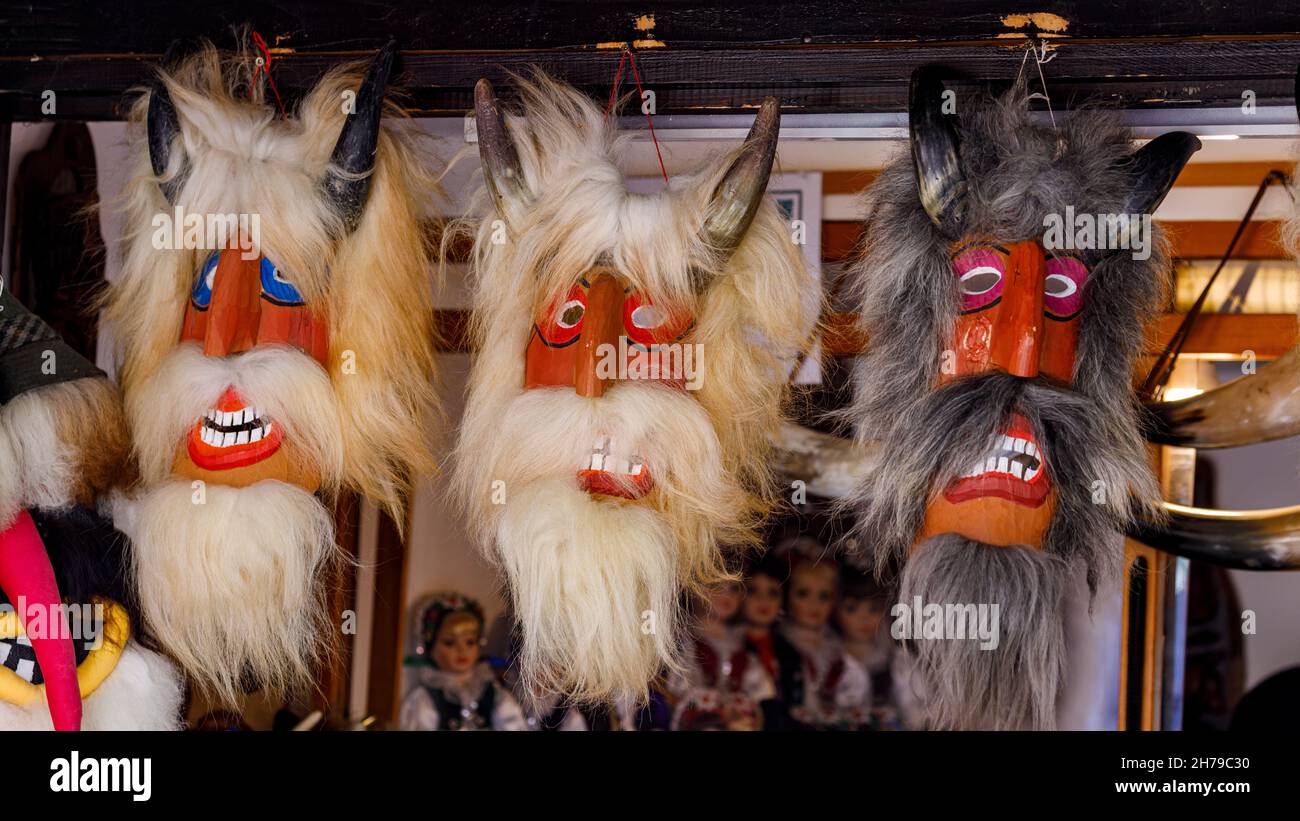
[604,46,668,184]
[604,49,629,117]
[251,31,286,117]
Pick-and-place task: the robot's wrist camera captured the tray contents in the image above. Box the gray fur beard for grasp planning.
[899,533,1068,730]
[849,370,1153,595]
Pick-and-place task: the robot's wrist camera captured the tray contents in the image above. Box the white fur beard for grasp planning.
[113,478,339,707]
[458,384,746,704]
[0,381,93,527]
[0,641,184,731]
[498,479,682,705]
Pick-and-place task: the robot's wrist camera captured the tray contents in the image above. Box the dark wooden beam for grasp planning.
[365,508,409,727]
[6,1,1300,57]
[3,3,1300,120]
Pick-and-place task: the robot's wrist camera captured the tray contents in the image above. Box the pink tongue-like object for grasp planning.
[0,511,81,731]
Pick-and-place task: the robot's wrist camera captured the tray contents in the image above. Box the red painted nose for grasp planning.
[573,273,624,398]
[989,240,1045,378]
[203,250,263,358]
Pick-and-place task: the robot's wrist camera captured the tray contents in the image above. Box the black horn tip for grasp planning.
[325,40,400,231]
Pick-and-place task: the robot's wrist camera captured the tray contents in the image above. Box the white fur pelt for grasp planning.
[108,40,442,523]
[453,74,818,707]
[0,641,183,731]
[0,378,126,529]
[113,478,340,708]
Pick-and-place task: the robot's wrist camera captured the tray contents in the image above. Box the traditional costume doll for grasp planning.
[846,67,1197,729]
[104,38,441,708]
[399,593,527,731]
[454,73,818,705]
[670,688,762,731]
[741,550,805,730]
[666,580,775,727]
[835,567,904,729]
[778,543,870,729]
[0,292,182,730]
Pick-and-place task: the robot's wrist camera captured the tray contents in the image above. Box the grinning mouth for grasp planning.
[956,433,1043,483]
[198,407,273,448]
[187,386,284,470]
[943,421,1051,507]
[577,435,654,499]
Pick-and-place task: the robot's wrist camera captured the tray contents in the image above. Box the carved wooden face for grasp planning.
[919,238,1092,549]
[172,247,328,489]
[523,267,693,499]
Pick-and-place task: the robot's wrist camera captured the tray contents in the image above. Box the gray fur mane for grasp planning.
[843,81,1168,593]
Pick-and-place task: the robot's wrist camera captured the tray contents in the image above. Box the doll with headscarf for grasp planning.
[778,541,870,729]
[399,593,526,731]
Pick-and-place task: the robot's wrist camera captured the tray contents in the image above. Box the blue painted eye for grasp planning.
[260,258,304,306]
[192,253,217,309]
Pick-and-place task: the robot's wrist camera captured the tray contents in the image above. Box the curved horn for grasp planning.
[473,78,531,220]
[1129,501,1300,570]
[147,40,194,204]
[1122,131,1201,216]
[325,39,397,232]
[1145,345,1300,448]
[909,66,966,237]
[701,97,782,257]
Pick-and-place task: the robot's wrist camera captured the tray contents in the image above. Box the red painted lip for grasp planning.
[187,386,283,471]
[942,415,1050,508]
[578,435,653,499]
[578,468,655,499]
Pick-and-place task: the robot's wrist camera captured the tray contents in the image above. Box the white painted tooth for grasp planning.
[1012,462,1024,479]
[629,463,643,476]
[207,410,216,423]
[1014,439,1026,453]
[221,431,234,447]
[590,453,604,471]
[997,456,1010,474]
[985,456,997,472]
[250,427,264,443]
[236,430,250,445]
[1002,435,1015,452]
[1027,442,1037,457]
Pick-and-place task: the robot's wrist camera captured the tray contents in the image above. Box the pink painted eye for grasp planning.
[952,247,1007,313]
[1044,256,1089,319]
